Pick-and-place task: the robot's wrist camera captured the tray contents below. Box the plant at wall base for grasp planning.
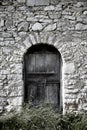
[17,103,61,130]
[72,113,87,130]
[0,104,87,130]
[0,103,61,130]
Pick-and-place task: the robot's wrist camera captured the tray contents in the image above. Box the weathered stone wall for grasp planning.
[0,0,87,114]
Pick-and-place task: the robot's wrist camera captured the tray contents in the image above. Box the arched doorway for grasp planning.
[23,44,62,110]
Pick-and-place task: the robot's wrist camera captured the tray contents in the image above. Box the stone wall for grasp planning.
[0,0,87,114]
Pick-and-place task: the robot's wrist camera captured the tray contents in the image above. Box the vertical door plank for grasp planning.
[35,54,45,72]
[27,54,35,72]
[45,54,57,73]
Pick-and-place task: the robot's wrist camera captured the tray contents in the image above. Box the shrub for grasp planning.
[0,104,87,130]
[17,104,61,130]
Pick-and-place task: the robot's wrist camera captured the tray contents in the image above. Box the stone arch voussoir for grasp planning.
[20,32,64,62]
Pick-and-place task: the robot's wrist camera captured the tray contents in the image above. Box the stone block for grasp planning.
[8,85,23,97]
[39,19,52,23]
[35,15,48,19]
[0,38,3,41]
[5,19,13,27]
[29,34,36,45]
[65,88,79,94]
[27,17,37,22]
[23,37,32,48]
[26,0,49,6]
[32,22,43,31]
[7,97,23,106]
[65,99,76,104]
[55,4,62,11]
[2,32,12,38]
[64,15,75,20]
[0,19,4,27]
[18,22,29,32]
[75,23,87,30]
[18,32,27,37]
[6,6,14,12]
[83,11,87,15]
[75,2,84,7]
[44,23,56,31]
[17,0,25,3]
[64,63,75,74]
[0,98,7,106]
[50,0,60,5]
[35,0,49,6]
[83,18,87,24]
[26,0,35,6]
[48,12,61,19]
[44,5,55,11]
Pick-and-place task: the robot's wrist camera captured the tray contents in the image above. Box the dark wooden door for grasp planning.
[24,52,60,107]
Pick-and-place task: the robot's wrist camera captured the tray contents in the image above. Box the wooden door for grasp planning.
[24,51,60,107]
